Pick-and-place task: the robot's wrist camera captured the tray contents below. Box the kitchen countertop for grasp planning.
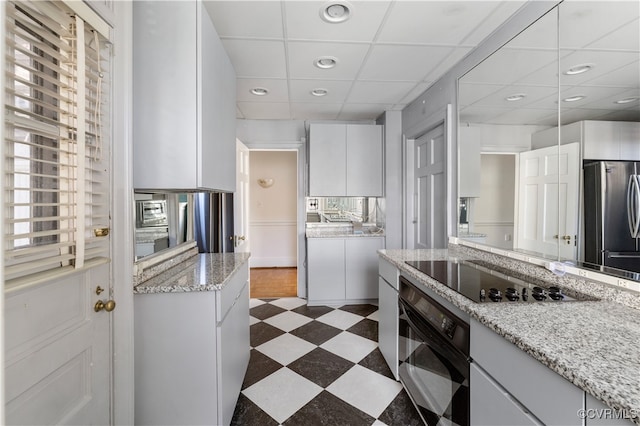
[133,252,250,294]
[379,247,640,424]
[306,224,385,238]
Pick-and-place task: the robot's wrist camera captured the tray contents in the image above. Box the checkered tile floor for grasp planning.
[231,298,424,425]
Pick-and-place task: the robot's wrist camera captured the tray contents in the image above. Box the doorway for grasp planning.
[247,150,298,297]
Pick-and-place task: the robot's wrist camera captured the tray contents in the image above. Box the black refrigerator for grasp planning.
[583,161,640,273]
[194,192,234,253]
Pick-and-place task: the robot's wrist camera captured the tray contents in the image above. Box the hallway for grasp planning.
[250,268,297,298]
[231,297,423,425]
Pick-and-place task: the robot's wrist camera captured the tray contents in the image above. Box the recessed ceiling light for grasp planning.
[563,95,586,102]
[250,87,269,96]
[564,63,595,75]
[314,56,338,69]
[505,93,527,102]
[320,2,352,23]
[311,88,328,97]
[614,97,639,104]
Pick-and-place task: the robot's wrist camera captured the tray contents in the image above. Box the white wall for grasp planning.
[249,151,297,267]
[472,154,516,249]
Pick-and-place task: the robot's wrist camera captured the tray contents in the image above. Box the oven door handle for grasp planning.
[400,298,470,365]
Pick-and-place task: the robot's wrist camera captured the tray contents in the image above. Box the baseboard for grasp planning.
[250,257,297,268]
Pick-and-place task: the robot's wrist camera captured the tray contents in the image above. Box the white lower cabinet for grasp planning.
[378,257,399,380]
[471,319,584,426]
[471,363,541,426]
[307,237,384,305]
[134,265,250,426]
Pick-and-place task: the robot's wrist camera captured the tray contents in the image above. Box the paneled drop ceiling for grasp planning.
[203,0,528,121]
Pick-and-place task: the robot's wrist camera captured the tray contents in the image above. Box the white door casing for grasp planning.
[235,140,250,253]
[516,143,580,259]
[414,125,447,249]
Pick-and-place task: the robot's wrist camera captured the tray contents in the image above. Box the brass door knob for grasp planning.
[94,299,116,312]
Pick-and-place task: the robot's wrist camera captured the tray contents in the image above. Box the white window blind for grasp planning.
[4,0,111,282]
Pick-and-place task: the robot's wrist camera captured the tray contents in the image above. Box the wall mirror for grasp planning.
[134,192,191,260]
[458,1,640,280]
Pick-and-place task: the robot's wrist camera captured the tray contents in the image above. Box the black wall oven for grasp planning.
[398,276,470,426]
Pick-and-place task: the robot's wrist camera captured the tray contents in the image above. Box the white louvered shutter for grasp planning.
[4,0,111,282]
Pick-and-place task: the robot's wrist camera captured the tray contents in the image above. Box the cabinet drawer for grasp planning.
[217,265,249,323]
[471,363,541,425]
[471,319,583,426]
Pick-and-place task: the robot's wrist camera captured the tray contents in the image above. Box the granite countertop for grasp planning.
[306,224,385,238]
[134,252,250,294]
[379,248,640,424]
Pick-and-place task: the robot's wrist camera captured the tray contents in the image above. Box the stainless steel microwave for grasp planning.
[136,200,169,228]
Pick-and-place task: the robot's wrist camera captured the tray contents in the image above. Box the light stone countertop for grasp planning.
[305,225,385,238]
[133,252,251,294]
[379,247,640,424]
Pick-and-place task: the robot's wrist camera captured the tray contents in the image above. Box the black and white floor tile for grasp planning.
[231,297,424,426]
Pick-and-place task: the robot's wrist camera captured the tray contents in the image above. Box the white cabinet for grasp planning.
[309,123,383,196]
[134,264,250,425]
[133,1,236,192]
[378,257,399,379]
[531,121,640,161]
[471,363,541,426]
[307,237,384,305]
[471,319,584,426]
[585,394,634,425]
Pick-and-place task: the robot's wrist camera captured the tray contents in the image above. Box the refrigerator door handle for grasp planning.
[608,252,640,259]
[628,175,640,238]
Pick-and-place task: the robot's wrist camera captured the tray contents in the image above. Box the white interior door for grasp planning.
[557,143,580,259]
[5,268,112,426]
[516,143,579,258]
[414,125,447,249]
[234,140,250,253]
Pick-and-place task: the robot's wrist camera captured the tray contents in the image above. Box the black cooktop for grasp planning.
[405,260,574,303]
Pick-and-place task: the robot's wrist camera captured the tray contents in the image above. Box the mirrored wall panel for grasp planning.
[134,192,191,260]
[458,1,640,280]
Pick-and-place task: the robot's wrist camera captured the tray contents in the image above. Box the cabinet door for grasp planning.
[345,237,384,300]
[471,364,542,426]
[199,3,236,192]
[133,1,198,190]
[307,238,345,302]
[346,125,383,196]
[309,124,347,196]
[218,278,250,426]
[378,276,398,380]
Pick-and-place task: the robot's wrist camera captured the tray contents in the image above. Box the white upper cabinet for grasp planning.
[309,123,383,196]
[133,1,236,192]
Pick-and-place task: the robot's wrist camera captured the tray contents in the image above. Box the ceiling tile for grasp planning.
[347,81,417,104]
[236,78,289,103]
[464,48,557,86]
[359,45,455,81]
[462,1,527,45]
[289,103,341,120]
[289,80,353,103]
[284,1,391,42]
[378,1,504,45]
[559,0,640,49]
[204,1,283,39]
[237,101,291,119]
[222,39,287,78]
[586,18,640,51]
[567,58,640,89]
[560,51,639,86]
[287,41,370,80]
